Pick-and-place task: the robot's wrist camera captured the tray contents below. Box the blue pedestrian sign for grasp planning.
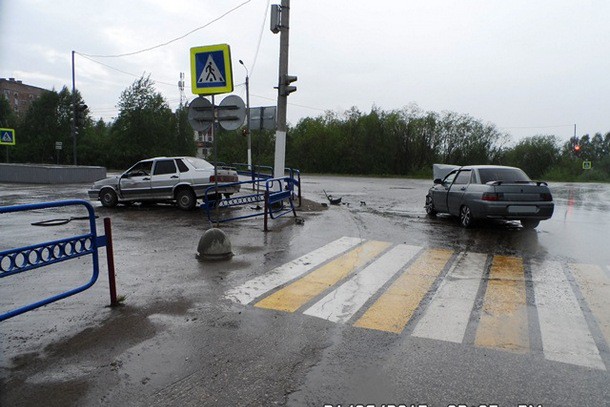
[0,128,15,146]
[190,44,233,95]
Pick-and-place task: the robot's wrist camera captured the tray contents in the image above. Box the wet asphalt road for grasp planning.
[1,175,609,407]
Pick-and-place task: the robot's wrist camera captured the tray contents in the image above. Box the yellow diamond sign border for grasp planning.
[190,44,233,96]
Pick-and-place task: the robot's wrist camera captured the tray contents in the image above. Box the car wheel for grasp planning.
[425,194,437,217]
[459,205,474,228]
[521,219,540,229]
[176,188,196,211]
[100,189,118,208]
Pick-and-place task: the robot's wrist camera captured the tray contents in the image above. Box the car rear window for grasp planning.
[176,159,189,173]
[184,157,214,170]
[479,168,531,184]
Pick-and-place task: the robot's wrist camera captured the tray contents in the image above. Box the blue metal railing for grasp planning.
[201,175,298,228]
[0,200,106,321]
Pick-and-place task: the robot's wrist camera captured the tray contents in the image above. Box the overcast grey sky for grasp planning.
[1,0,609,143]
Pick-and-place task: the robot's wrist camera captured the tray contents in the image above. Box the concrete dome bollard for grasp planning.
[196,228,233,261]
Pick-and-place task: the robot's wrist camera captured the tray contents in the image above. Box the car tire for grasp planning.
[459,205,474,228]
[176,188,196,211]
[100,189,118,208]
[521,219,540,229]
[425,194,437,217]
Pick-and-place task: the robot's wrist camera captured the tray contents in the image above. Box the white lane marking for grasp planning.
[225,236,363,305]
[532,260,605,370]
[412,252,487,343]
[303,244,422,323]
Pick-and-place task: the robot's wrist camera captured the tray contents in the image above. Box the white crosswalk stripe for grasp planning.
[411,252,487,343]
[225,237,609,371]
[225,236,363,305]
[532,260,605,370]
[303,244,421,323]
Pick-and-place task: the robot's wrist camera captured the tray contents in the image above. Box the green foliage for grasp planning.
[98,76,198,169]
[11,87,77,164]
[285,105,508,176]
[5,78,609,183]
[0,95,18,162]
[502,135,560,179]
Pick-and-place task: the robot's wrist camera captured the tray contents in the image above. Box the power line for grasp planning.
[250,0,270,79]
[76,53,177,88]
[251,93,326,112]
[80,0,252,58]
[499,124,574,130]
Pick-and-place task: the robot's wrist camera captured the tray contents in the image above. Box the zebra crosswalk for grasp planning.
[225,236,610,371]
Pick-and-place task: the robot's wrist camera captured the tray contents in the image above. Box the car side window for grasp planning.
[176,159,189,173]
[443,171,457,186]
[153,160,177,175]
[127,161,152,177]
[453,170,471,185]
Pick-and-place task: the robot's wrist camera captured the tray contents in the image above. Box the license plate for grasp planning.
[508,205,538,214]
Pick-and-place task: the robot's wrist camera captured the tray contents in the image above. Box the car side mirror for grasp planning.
[433,178,442,185]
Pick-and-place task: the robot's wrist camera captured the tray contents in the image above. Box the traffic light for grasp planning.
[574,144,581,152]
[279,74,297,96]
[75,103,88,127]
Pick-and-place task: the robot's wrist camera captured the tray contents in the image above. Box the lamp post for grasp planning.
[239,60,252,173]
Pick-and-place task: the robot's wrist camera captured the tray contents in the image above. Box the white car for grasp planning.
[88,156,240,210]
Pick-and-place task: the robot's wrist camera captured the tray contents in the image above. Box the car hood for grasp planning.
[433,163,459,180]
[92,176,119,187]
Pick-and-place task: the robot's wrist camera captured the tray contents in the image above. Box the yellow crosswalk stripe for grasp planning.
[353,248,452,333]
[570,263,610,348]
[475,255,529,353]
[255,240,391,313]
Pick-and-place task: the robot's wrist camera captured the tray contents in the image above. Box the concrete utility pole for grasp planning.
[273,0,292,179]
[71,50,77,165]
[239,60,252,170]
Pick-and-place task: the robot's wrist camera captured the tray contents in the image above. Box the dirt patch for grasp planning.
[296,197,330,212]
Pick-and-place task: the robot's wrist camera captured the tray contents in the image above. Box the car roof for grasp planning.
[459,165,522,171]
[138,156,202,162]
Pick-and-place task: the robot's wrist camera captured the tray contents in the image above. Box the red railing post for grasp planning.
[103,217,119,307]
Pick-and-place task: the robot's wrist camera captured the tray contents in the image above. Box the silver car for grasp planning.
[424,164,554,229]
[88,156,240,210]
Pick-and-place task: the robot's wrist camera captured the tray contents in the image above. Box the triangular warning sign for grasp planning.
[2,132,12,142]
[198,54,225,84]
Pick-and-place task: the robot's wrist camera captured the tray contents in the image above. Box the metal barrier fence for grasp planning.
[201,175,298,230]
[0,200,117,321]
[213,163,302,206]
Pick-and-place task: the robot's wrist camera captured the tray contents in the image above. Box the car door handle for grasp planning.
[143,177,150,181]
[171,175,179,179]
[460,187,466,191]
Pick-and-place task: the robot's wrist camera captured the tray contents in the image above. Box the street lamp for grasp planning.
[238,60,252,174]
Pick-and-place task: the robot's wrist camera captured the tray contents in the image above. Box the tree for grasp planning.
[503,135,560,179]
[0,95,18,162]
[109,75,175,168]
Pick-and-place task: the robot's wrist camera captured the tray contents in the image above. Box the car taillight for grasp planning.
[482,192,504,201]
[540,193,552,201]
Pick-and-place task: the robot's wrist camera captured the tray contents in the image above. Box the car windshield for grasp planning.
[184,157,214,170]
[479,168,531,184]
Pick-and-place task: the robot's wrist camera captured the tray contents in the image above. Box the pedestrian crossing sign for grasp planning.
[0,128,15,145]
[190,44,233,95]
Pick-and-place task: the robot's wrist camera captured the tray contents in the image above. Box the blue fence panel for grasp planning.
[0,200,105,321]
[265,177,297,220]
[201,175,298,225]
